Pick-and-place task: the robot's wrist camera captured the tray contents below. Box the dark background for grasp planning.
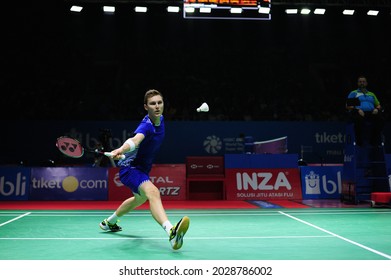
[2,2,391,122]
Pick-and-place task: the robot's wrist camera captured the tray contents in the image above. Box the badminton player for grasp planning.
[99,89,190,250]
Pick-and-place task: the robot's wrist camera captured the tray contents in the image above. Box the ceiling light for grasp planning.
[103,6,115,13]
[135,6,147,13]
[70,6,83,12]
[167,6,180,13]
[200,7,211,13]
[314,8,326,15]
[367,10,379,16]
[230,8,242,14]
[285,9,298,14]
[258,7,270,14]
[343,9,355,15]
[184,6,195,13]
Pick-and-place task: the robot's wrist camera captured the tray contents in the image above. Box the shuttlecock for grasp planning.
[197,102,209,112]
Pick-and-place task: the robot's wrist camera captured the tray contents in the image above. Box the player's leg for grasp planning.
[139,181,169,225]
[139,181,190,250]
[99,194,147,232]
[100,167,149,232]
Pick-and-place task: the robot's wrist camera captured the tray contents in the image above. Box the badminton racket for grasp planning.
[56,136,125,159]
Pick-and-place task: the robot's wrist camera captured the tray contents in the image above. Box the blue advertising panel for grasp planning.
[300,166,343,199]
[29,167,108,200]
[225,154,298,169]
[2,120,391,166]
[0,167,30,201]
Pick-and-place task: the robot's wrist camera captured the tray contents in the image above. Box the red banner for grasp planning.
[108,164,186,201]
[225,168,302,200]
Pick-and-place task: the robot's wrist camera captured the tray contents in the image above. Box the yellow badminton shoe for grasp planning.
[169,216,190,250]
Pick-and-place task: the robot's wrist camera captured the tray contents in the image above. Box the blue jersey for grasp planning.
[347,89,380,112]
[118,115,165,174]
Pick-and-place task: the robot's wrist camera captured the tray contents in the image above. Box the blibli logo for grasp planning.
[0,173,27,197]
[304,170,342,195]
[305,171,320,194]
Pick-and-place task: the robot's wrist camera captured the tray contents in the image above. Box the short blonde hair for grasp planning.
[144,89,163,104]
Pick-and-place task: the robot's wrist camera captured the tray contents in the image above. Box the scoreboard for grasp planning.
[183,0,272,20]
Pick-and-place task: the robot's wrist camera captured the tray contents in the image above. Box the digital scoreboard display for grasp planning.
[183,0,271,20]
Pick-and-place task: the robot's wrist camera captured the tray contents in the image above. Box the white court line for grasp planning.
[1,208,390,214]
[0,235,334,241]
[279,211,391,260]
[0,212,31,227]
[1,210,390,217]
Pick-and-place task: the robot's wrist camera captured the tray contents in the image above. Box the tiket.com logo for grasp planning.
[204,135,222,154]
[31,176,107,192]
[62,176,79,192]
[315,132,345,143]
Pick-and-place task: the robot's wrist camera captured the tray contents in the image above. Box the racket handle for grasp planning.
[104,152,125,160]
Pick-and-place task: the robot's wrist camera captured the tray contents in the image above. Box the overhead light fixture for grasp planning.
[285,9,298,14]
[230,7,242,14]
[167,6,180,13]
[70,6,83,12]
[258,7,270,14]
[200,7,211,13]
[314,8,326,15]
[300,8,311,15]
[103,6,115,13]
[135,6,147,13]
[343,9,355,15]
[367,10,379,16]
[184,6,195,13]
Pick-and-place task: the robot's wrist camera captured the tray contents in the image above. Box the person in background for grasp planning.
[346,76,384,146]
[99,89,190,250]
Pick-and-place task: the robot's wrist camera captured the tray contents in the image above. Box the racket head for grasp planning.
[56,136,84,158]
